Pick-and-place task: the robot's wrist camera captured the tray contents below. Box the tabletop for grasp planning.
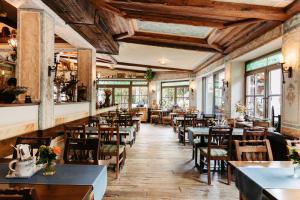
[188,127,244,136]
[0,164,107,200]
[263,189,300,200]
[231,161,300,200]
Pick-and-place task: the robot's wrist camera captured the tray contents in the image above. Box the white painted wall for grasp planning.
[54,102,90,118]
[0,105,39,140]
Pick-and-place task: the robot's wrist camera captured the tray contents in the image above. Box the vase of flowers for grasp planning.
[235,102,246,122]
[288,146,300,178]
[104,89,112,107]
[37,145,61,176]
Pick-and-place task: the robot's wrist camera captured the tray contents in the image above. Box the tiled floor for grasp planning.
[104,124,239,200]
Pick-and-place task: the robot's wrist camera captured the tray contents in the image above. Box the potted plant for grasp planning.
[145,69,154,81]
[288,146,300,178]
[104,89,112,107]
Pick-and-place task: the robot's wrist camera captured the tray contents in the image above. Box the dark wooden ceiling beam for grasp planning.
[42,0,119,54]
[286,0,300,17]
[90,0,126,16]
[107,0,288,21]
[224,21,282,54]
[117,62,192,72]
[223,19,267,29]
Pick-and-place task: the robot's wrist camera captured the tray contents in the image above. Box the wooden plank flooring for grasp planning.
[104,124,239,200]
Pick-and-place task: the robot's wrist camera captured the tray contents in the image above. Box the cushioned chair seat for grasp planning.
[100,144,125,155]
[200,147,228,157]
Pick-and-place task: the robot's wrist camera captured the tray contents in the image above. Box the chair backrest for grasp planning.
[183,114,197,128]
[253,120,269,128]
[208,127,233,157]
[243,127,267,140]
[13,137,52,159]
[194,119,207,127]
[117,114,133,127]
[64,124,85,139]
[151,110,160,116]
[87,116,99,127]
[98,126,119,145]
[235,140,273,161]
[0,188,38,200]
[63,138,99,165]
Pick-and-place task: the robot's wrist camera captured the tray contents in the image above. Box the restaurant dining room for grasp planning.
[2,0,300,200]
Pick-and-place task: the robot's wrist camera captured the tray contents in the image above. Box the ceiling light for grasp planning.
[158,57,169,65]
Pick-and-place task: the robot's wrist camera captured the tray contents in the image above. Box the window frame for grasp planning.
[160,80,190,109]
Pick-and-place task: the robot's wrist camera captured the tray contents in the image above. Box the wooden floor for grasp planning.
[104,124,239,200]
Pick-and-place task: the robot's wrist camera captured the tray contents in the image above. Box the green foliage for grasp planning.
[145,69,154,81]
[289,149,300,165]
[37,145,57,165]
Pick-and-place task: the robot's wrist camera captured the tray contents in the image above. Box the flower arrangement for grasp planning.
[37,145,61,176]
[207,118,216,127]
[235,102,246,114]
[104,89,112,97]
[288,146,300,165]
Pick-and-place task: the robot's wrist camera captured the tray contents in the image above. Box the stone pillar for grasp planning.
[17,9,54,130]
[281,13,300,137]
[224,61,245,118]
[77,49,96,116]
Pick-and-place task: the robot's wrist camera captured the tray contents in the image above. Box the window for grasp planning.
[214,71,225,114]
[202,70,225,114]
[97,80,148,109]
[132,86,148,107]
[245,52,282,120]
[161,81,190,109]
[114,88,129,109]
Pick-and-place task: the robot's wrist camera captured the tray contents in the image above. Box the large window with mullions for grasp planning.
[161,81,190,109]
[97,80,148,109]
[245,51,282,120]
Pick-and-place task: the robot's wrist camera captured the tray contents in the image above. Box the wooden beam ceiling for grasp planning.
[118,31,222,53]
[105,0,289,22]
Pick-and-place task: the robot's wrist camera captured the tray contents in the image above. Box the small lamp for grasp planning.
[279,55,293,84]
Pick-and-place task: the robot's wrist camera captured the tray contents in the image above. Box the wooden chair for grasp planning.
[0,188,38,200]
[199,127,233,185]
[192,119,207,159]
[179,114,197,145]
[253,120,269,129]
[226,118,236,128]
[116,114,136,146]
[150,110,160,124]
[162,112,172,125]
[235,140,273,161]
[243,127,267,140]
[63,138,99,165]
[98,126,126,178]
[64,124,85,139]
[13,137,52,159]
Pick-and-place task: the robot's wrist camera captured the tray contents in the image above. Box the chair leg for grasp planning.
[227,164,231,185]
[192,144,195,159]
[116,154,119,179]
[207,158,211,185]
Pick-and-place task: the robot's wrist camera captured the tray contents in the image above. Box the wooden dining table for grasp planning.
[0,163,107,200]
[229,161,300,200]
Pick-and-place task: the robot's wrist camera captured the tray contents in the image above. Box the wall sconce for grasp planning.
[279,57,293,84]
[48,53,59,77]
[222,79,229,91]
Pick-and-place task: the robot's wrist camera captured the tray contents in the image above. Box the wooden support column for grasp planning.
[281,13,300,137]
[17,9,55,130]
[77,49,96,116]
